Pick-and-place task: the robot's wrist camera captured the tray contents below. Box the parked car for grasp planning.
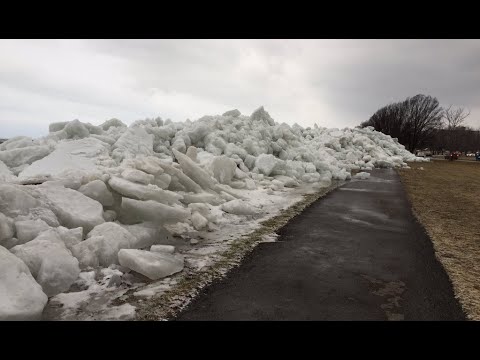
[466,152,476,157]
[444,151,459,160]
[476,152,480,161]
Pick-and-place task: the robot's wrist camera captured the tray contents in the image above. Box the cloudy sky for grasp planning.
[1,39,479,138]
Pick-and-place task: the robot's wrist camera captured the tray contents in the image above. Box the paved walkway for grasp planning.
[175,169,465,320]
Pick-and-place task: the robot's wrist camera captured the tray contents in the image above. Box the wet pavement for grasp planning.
[175,169,465,321]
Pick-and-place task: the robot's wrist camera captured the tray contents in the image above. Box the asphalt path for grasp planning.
[175,169,465,321]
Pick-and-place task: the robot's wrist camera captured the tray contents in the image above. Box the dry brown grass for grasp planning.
[398,160,480,319]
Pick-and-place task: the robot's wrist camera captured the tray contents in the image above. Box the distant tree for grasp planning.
[444,105,470,129]
[361,94,444,152]
[441,106,471,153]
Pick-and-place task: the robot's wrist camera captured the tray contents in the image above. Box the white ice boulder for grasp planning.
[0,160,16,182]
[150,245,175,254]
[121,168,154,185]
[234,167,249,180]
[112,127,154,162]
[221,199,259,216]
[271,179,285,190]
[0,136,34,151]
[153,173,171,189]
[274,175,299,187]
[186,146,198,162]
[0,246,48,321]
[244,154,257,170]
[35,185,104,234]
[118,249,184,280]
[207,155,237,184]
[88,222,136,247]
[132,157,164,176]
[180,192,224,206]
[255,154,279,176]
[191,211,208,230]
[0,184,39,217]
[63,119,90,139]
[78,179,114,206]
[0,145,51,168]
[245,178,257,190]
[19,137,108,180]
[71,222,134,269]
[0,213,15,245]
[353,171,371,180]
[72,235,130,269]
[53,226,83,251]
[10,230,81,297]
[103,210,117,222]
[109,176,182,205]
[16,207,60,227]
[121,223,174,249]
[251,106,275,126]
[222,109,241,117]
[121,197,190,224]
[90,134,116,145]
[172,149,218,191]
[101,118,127,131]
[158,162,203,194]
[15,219,50,245]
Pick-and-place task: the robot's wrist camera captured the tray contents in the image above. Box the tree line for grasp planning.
[360,94,479,154]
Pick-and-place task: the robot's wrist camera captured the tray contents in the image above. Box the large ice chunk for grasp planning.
[0,213,15,246]
[159,162,203,193]
[0,184,39,217]
[16,207,60,227]
[10,230,81,297]
[353,171,371,180]
[100,118,127,131]
[191,212,208,230]
[121,223,174,248]
[53,226,83,251]
[78,179,114,206]
[36,185,104,234]
[0,145,52,168]
[88,222,136,248]
[180,192,224,206]
[0,246,48,321]
[71,222,134,269]
[221,199,259,215]
[274,175,300,187]
[0,136,34,151]
[222,109,241,117]
[251,106,275,126]
[0,160,16,182]
[112,127,154,162]
[172,149,217,191]
[121,168,154,185]
[118,249,184,280]
[15,219,50,245]
[121,197,190,224]
[207,155,237,184]
[150,245,175,254]
[109,176,182,205]
[19,138,109,180]
[63,119,90,139]
[255,154,279,176]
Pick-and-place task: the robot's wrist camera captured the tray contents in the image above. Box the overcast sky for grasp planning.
[1,39,479,138]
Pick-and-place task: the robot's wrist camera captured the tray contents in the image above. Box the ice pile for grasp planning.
[0,106,427,320]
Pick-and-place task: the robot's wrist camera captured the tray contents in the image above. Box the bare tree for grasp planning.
[361,94,443,152]
[444,105,470,129]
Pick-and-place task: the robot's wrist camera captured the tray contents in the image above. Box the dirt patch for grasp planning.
[398,160,480,319]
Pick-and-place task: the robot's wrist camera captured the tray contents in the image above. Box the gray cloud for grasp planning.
[1,39,479,138]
